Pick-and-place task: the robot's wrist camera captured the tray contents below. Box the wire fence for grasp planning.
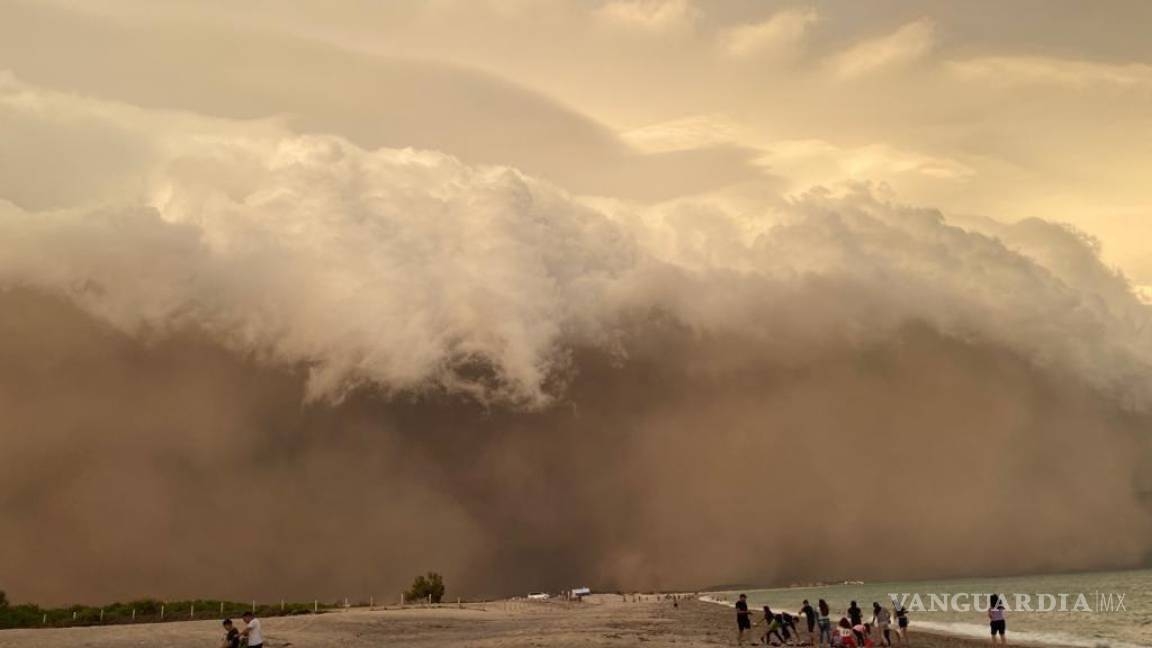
[0,593,454,630]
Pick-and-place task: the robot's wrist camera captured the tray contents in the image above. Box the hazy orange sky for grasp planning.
[7,0,1148,289]
[2,0,1151,603]
[2,0,1151,286]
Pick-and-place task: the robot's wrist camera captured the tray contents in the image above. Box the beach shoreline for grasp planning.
[0,595,1083,648]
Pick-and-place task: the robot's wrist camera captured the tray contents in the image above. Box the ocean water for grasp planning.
[707,569,1152,648]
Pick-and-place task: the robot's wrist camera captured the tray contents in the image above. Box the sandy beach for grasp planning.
[0,596,1042,648]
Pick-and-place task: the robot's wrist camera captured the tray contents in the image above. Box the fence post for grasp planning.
[42,613,47,625]
[220,601,224,615]
[428,594,432,605]
[72,611,77,621]
[161,604,165,620]
[400,593,405,607]
[190,604,195,619]
[281,599,285,612]
[251,600,256,613]
[100,608,104,623]
[370,596,374,609]
[314,600,318,613]
[132,609,136,622]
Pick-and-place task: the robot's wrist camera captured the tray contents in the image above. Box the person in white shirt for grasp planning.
[240,610,264,648]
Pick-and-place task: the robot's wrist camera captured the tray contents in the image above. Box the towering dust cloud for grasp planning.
[1,20,1151,605]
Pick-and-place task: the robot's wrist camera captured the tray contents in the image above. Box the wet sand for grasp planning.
[0,596,1035,648]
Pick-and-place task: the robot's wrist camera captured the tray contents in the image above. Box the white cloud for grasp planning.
[720,7,818,59]
[594,0,697,33]
[760,138,976,183]
[828,18,936,78]
[620,113,741,152]
[3,75,1152,410]
[948,56,1152,88]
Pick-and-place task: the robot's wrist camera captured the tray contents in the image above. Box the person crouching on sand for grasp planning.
[776,611,795,645]
[761,607,787,646]
[736,594,753,646]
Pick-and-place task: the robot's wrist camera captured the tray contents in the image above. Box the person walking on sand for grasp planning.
[736,594,753,646]
[988,594,1007,646]
[817,599,833,647]
[801,600,817,643]
[239,610,264,648]
[872,602,892,647]
[893,603,909,645]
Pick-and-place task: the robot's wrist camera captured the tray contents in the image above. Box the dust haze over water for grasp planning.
[1,0,1152,605]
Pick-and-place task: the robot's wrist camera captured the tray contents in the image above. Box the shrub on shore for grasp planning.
[404,572,445,604]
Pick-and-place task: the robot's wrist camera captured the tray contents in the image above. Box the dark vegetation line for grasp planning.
[0,573,447,630]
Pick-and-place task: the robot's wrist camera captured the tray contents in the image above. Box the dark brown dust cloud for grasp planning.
[2,287,1149,606]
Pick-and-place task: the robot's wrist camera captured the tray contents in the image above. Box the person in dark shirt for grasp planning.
[763,607,787,645]
[220,619,240,648]
[848,600,863,626]
[801,600,817,640]
[780,611,796,644]
[736,594,752,645]
[894,604,910,645]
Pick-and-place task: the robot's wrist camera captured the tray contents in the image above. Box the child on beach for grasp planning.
[837,617,856,648]
[893,604,909,645]
[988,594,1007,646]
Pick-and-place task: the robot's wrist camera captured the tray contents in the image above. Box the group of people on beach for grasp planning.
[734,593,1008,648]
[218,611,263,648]
[734,596,909,648]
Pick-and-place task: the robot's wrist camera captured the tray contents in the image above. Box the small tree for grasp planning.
[404,572,445,604]
[0,590,8,608]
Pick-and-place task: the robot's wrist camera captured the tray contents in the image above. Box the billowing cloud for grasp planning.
[828,18,936,78]
[2,1,1152,607]
[720,7,818,60]
[3,75,1150,407]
